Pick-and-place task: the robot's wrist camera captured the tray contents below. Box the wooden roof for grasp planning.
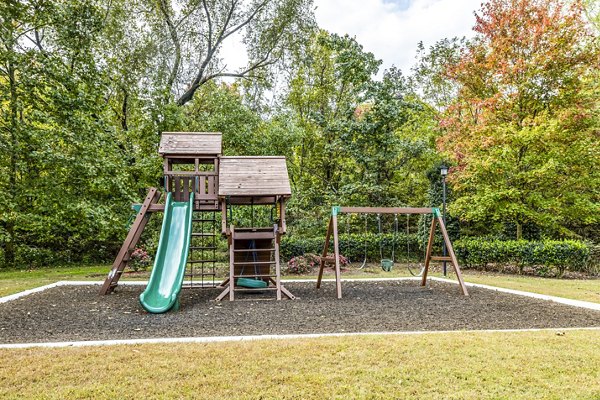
[218,157,292,197]
[158,132,222,156]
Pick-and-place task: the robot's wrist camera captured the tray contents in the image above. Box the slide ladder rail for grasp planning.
[100,188,161,295]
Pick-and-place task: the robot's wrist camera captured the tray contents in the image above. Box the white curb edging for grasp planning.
[430,277,600,311]
[1,326,600,349]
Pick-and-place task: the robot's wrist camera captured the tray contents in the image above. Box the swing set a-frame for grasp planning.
[317,206,469,299]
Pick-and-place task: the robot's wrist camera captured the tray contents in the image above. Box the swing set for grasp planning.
[317,206,469,299]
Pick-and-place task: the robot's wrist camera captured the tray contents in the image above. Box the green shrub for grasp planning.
[586,243,600,275]
[281,232,422,262]
[285,253,349,274]
[454,238,590,277]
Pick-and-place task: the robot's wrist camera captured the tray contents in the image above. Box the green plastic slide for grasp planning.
[139,192,194,313]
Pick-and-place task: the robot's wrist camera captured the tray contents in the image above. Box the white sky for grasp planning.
[220,0,483,79]
[314,0,483,74]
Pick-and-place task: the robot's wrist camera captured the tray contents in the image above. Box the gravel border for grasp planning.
[1,279,599,345]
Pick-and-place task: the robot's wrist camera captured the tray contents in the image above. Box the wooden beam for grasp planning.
[421,217,437,288]
[436,216,469,296]
[332,214,342,299]
[275,225,282,301]
[339,207,434,215]
[317,217,333,289]
[430,256,453,261]
[229,225,235,301]
[99,188,160,295]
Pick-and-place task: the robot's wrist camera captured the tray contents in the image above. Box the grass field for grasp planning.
[1,330,599,399]
[1,265,599,398]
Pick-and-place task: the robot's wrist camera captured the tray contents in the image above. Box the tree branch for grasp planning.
[157,0,181,94]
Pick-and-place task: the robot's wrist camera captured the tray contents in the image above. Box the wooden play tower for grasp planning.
[100,132,294,301]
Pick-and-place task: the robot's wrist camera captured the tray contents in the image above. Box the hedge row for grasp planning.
[281,233,423,262]
[453,238,590,276]
[281,235,594,277]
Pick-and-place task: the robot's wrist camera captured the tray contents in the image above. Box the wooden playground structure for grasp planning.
[100,132,468,312]
[100,132,294,302]
[317,206,469,299]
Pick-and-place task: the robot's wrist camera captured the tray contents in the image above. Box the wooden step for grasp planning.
[234,274,275,278]
[234,248,275,253]
[233,231,275,240]
[192,233,216,237]
[233,261,276,265]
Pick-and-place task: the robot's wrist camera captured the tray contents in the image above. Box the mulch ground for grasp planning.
[1,280,599,344]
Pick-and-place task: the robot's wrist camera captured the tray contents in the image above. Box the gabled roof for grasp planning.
[218,156,292,197]
[158,132,222,156]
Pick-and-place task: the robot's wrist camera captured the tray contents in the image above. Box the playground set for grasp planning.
[100,132,467,313]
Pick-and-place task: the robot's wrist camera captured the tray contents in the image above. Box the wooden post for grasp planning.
[100,188,160,295]
[332,214,342,299]
[436,216,469,296]
[229,225,235,301]
[421,217,437,287]
[317,217,333,289]
[274,224,282,301]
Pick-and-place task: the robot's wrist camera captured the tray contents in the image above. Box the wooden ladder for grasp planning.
[99,188,161,295]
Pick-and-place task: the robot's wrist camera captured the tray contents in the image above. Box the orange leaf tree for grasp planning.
[439,0,600,239]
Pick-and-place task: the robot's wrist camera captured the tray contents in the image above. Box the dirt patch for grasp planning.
[0,280,599,344]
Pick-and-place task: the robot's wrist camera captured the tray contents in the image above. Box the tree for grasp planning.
[285,30,381,196]
[410,38,467,112]
[0,1,137,267]
[147,0,315,106]
[439,0,600,239]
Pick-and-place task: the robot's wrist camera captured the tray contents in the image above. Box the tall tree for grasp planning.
[148,0,315,106]
[439,0,600,239]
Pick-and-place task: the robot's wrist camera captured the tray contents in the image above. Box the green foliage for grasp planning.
[454,238,591,276]
[439,0,600,239]
[280,232,422,262]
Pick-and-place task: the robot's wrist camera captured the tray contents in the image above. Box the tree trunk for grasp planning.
[5,56,18,267]
[516,222,523,240]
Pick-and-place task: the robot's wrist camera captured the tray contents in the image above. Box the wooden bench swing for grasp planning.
[317,206,469,299]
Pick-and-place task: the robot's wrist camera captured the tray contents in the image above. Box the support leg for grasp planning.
[275,225,282,301]
[332,214,342,299]
[421,217,437,287]
[317,217,333,289]
[437,216,469,296]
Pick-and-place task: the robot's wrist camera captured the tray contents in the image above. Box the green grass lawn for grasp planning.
[461,273,600,304]
[1,330,599,399]
[1,264,599,398]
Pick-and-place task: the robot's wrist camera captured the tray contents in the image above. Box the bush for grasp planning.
[285,253,349,275]
[280,232,422,262]
[129,247,152,272]
[587,243,600,275]
[454,238,590,277]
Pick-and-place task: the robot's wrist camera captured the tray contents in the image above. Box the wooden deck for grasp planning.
[218,156,291,197]
[159,132,222,155]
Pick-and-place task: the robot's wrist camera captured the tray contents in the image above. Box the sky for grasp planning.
[219,0,484,80]
[314,0,484,75]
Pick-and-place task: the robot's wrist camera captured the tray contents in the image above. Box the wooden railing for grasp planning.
[166,172,218,203]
